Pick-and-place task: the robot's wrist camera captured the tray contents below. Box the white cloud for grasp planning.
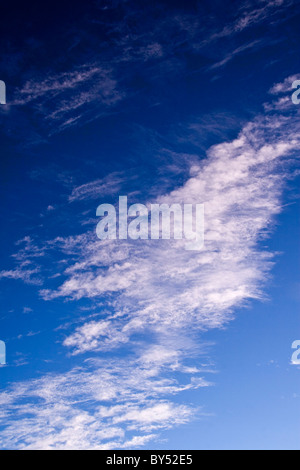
[69,172,126,202]
[62,319,128,354]
[0,354,208,449]
[269,74,299,95]
[1,84,299,449]
[209,40,263,70]
[12,65,124,133]
[41,110,300,351]
[23,307,33,314]
[0,266,42,285]
[201,0,290,46]
[265,75,300,112]
[108,402,193,432]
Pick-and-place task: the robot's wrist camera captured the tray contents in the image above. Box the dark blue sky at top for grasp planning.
[0,0,299,450]
[0,0,299,230]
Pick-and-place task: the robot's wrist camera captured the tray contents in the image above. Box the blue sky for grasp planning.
[0,0,299,450]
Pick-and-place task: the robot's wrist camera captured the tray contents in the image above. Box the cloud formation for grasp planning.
[69,172,128,202]
[11,65,124,134]
[2,0,295,142]
[0,349,210,449]
[41,109,300,348]
[0,0,299,443]
[1,72,299,446]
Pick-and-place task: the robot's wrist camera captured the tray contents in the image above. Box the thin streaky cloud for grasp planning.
[208,39,264,70]
[206,0,292,43]
[69,172,127,202]
[12,65,124,133]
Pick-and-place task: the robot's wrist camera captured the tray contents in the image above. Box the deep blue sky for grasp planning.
[0,0,299,450]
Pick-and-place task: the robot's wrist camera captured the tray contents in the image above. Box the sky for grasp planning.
[0,0,299,450]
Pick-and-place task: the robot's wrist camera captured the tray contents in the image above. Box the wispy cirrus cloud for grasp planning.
[12,65,124,134]
[1,0,296,144]
[41,110,300,330]
[208,39,263,70]
[0,350,210,449]
[1,78,299,449]
[69,172,127,202]
[206,0,292,43]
